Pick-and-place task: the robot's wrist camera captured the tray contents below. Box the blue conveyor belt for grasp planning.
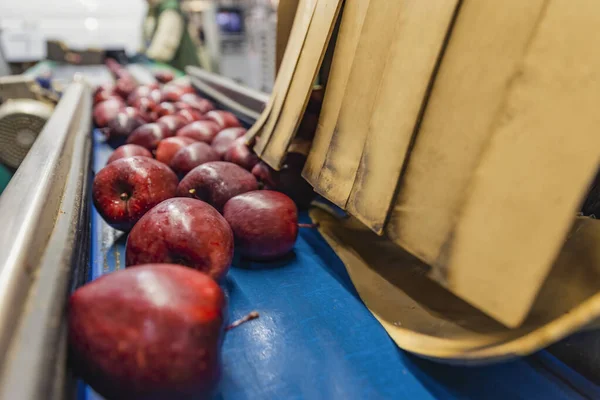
[81,129,600,400]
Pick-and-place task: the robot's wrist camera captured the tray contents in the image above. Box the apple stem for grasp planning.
[298,223,319,229]
[120,193,129,201]
[225,311,259,332]
[189,188,196,195]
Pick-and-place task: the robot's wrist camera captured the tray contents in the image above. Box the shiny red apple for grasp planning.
[155,102,178,118]
[176,121,221,144]
[205,110,242,129]
[157,115,188,135]
[177,109,205,124]
[93,98,125,128]
[177,161,258,212]
[223,138,259,170]
[180,94,215,114]
[92,157,178,231]
[106,144,153,165]
[68,264,225,400]
[126,198,234,280]
[224,190,299,260]
[211,128,246,157]
[104,108,146,146]
[126,123,172,151]
[155,137,196,165]
[170,142,220,178]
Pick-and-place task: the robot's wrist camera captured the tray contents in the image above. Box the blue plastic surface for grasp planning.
[82,130,600,400]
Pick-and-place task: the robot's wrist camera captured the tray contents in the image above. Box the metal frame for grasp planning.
[0,80,92,400]
[186,66,268,126]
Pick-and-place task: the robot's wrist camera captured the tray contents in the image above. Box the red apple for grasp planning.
[92,157,178,231]
[170,142,220,178]
[127,86,160,105]
[68,264,225,400]
[223,138,259,170]
[224,190,299,260]
[176,121,221,144]
[106,144,153,164]
[104,108,146,146]
[252,162,277,190]
[205,110,241,129]
[155,70,175,83]
[93,98,125,128]
[177,161,258,212]
[155,102,178,118]
[126,123,172,151]
[155,137,196,165]
[211,128,246,157]
[180,94,215,114]
[157,115,188,135]
[177,109,205,124]
[161,85,186,103]
[93,84,116,105]
[115,78,137,100]
[126,198,234,280]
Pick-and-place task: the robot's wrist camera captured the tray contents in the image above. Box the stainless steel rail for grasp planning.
[186,66,269,125]
[0,80,92,400]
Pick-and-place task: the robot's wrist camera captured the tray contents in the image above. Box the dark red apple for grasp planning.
[127,123,173,151]
[128,87,162,107]
[68,264,225,400]
[251,162,277,190]
[177,109,205,124]
[205,110,242,129]
[104,108,146,146]
[129,96,158,118]
[211,128,247,157]
[180,94,215,114]
[115,78,137,100]
[224,138,259,170]
[224,190,298,260]
[155,70,175,83]
[177,161,258,212]
[170,142,220,178]
[155,137,196,165]
[176,121,221,144]
[93,157,178,231]
[93,84,116,105]
[93,98,125,128]
[161,85,186,103]
[252,156,316,209]
[157,115,188,135]
[106,144,153,165]
[155,102,178,118]
[126,198,234,280]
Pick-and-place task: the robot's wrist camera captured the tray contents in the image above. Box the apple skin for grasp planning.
[177,109,205,124]
[126,198,234,281]
[127,86,162,106]
[157,115,188,135]
[155,137,196,166]
[155,102,178,118]
[155,70,175,83]
[115,78,137,100]
[93,84,116,105]
[224,190,299,260]
[106,144,153,165]
[205,111,242,129]
[180,94,215,114]
[223,138,259,171]
[127,123,173,151]
[92,157,178,231]
[176,121,221,144]
[93,98,125,128]
[177,161,258,213]
[170,142,220,178]
[211,128,247,157]
[68,264,225,400]
[105,108,146,147]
